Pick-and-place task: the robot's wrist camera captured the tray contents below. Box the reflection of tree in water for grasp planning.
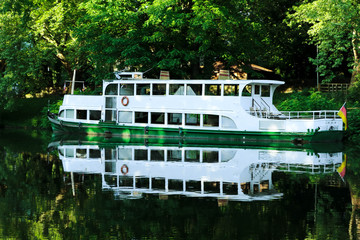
[346,146,360,240]
[0,146,355,239]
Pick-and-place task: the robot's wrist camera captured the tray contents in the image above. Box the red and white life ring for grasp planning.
[121,164,129,175]
[121,96,129,106]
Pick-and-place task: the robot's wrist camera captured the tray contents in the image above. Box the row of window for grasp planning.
[59,109,102,120]
[104,174,265,195]
[60,147,236,163]
[59,108,237,129]
[104,83,268,97]
[114,111,236,128]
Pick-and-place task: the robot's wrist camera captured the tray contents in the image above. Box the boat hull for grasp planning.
[48,115,344,145]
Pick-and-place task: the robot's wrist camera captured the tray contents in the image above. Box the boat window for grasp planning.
[118,111,132,123]
[221,150,237,162]
[89,110,101,120]
[205,84,221,96]
[223,182,238,195]
[136,84,150,95]
[261,85,270,97]
[105,110,117,122]
[203,114,219,127]
[168,179,183,191]
[186,180,201,192]
[203,151,219,163]
[105,148,116,160]
[65,109,74,119]
[119,176,133,187]
[221,116,237,129]
[105,97,117,108]
[224,84,240,96]
[151,112,165,124]
[186,84,202,96]
[118,148,132,160]
[167,150,182,162]
[77,110,87,120]
[169,84,184,95]
[135,149,148,160]
[152,177,165,190]
[204,181,220,193]
[65,149,74,158]
[120,84,134,96]
[76,149,87,158]
[254,85,260,95]
[59,110,65,118]
[152,84,166,95]
[136,177,150,189]
[105,83,118,95]
[185,113,200,126]
[135,112,148,123]
[118,74,132,79]
[151,150,165,161]
[89,149,101,158]
[168,113,182,125]
[134,74,142,79]
[185,150,200,162]
[58,148,64,156]
[241,85,252,96]
[104,175,117,186]
[105,162,116,173]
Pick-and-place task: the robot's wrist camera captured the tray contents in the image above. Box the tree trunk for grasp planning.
[351,30,360,85]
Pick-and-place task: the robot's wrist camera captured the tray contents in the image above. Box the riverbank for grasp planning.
[0,96,62,129]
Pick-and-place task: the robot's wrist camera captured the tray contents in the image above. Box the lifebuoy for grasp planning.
[121,164,129,175]
[121,96,129,106]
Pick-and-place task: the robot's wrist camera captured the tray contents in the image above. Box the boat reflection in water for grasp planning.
[54,139,343,202]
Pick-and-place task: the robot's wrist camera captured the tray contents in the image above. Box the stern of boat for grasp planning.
[47,111,65,133]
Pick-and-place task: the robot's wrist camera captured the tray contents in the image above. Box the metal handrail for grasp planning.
[278,110,339,120]
[246,110,340,120]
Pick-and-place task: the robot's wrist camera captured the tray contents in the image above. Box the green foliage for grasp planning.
[39,99,63,129]
[288,0,360,83]
[276,89,337,111]
[0,96,61,129]
[347,109,360,142]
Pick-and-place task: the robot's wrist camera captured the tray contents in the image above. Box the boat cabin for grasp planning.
[58,72,285,132]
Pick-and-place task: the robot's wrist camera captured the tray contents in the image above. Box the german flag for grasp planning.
[337,103,347,130]
[337,154,346,179]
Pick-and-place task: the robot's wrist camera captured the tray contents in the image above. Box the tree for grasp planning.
[247,0,318,86]
[0,0,87,109]
[288,0,360,84]
[77,0,266,81]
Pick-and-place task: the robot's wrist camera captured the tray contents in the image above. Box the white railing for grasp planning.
[277,110,340,120]
[247,110,340,120]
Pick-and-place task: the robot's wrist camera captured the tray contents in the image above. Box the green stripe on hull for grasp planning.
[49,117,343,145]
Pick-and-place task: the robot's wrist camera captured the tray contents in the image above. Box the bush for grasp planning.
[276,89,338,111]
[39,99,63,129]
[347,109,360,142]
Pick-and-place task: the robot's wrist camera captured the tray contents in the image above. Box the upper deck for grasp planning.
[102,78,285,97]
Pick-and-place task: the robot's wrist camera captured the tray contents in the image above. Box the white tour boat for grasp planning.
[56,141,343,201]
[48,71,344,144]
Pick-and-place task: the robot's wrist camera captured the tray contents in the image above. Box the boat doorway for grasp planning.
[105,97,117,122]
[250,84,271,117]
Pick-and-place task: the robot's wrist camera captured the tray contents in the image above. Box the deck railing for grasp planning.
[247,110,340,120]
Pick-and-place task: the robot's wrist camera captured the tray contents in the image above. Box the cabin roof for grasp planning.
[103,79,285,86]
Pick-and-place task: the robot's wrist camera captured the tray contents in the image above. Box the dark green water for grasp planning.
[1,129,359,239]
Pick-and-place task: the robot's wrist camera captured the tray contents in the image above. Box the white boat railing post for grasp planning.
[71,69,76,95]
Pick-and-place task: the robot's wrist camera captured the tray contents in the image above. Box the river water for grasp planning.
[0,129,359,239]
